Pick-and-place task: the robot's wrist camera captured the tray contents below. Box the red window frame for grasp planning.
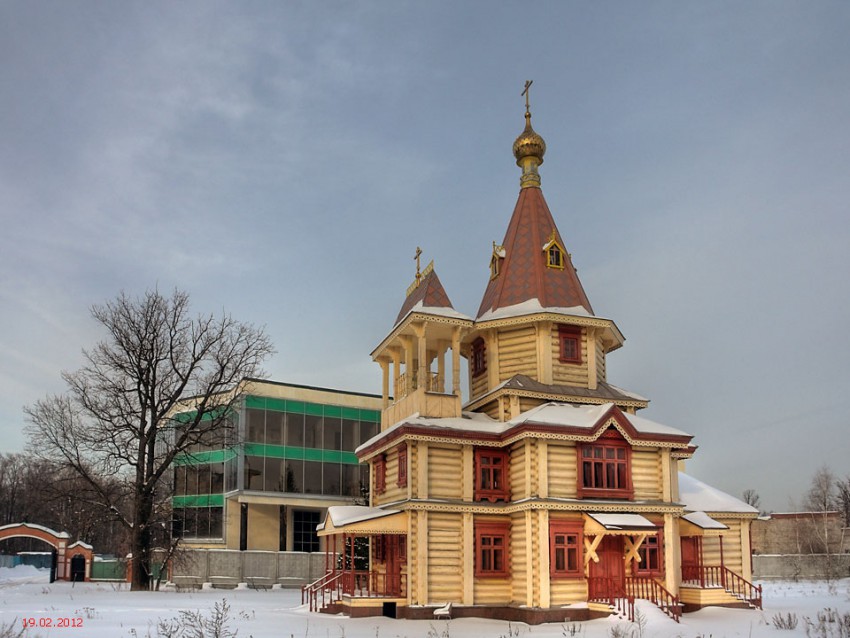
[474,448,510,502]
[475,521,510,577]
[397,444,408,488]
[558,326,582,364]
[375,454,386,494]
[634,528,664,575]
[471,337,487,377]
[577,432,633,499]
[549,521,583,578]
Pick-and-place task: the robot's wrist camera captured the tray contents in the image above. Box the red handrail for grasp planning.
[681,565,762,609]
[625,577,681,622]
[302,571,344,612]
[588,576,634,622]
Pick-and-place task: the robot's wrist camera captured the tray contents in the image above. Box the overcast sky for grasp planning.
[1,1,848,512]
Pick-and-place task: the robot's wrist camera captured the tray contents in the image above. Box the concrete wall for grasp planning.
[753,554,850,580]
[170,549,330,587]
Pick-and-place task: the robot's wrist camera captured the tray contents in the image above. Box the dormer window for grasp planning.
[543,231,566,270]
[490,242,505,280]
[471,337,487,377]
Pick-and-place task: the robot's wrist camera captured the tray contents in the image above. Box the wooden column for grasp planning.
[416,511,429,604]
[587,328,598,390]
[379,358,390,408]
[413,323,427,391]
[537,509,550,608]
[436,342,446,393]
[536,321,553,384]
[390,348,401,400]
[663,513,680,595]
[462,513,474,605]
[451,327,462,396]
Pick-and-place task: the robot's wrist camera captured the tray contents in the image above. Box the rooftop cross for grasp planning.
[414,246,422,282]
[522,80,533,113]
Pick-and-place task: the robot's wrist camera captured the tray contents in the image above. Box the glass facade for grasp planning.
[241,396,379,498]
[173,393,381,543]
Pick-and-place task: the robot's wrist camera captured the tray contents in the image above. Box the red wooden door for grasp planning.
[589,536,625,598]
[680,537,701,582]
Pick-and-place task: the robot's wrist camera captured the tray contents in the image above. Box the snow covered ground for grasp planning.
[1,566,848,638]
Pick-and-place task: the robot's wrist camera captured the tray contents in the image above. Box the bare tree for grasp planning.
[25,289,274,590]
[838,476,850,528]
[802,465,845,581]
[743,489,762,513]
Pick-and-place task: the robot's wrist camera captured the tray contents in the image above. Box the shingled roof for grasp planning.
[476,186,594,320]
[394,266,459,326]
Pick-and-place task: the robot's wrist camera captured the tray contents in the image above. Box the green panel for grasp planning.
[286,400,306,414]
[174,449,237,466]
[172,494,225,507]
[242,444,363,463]
[244,443,265,456]
[341,406,360,420]
[305,402,323,416]
[286,447,305,460]
[264,397,288,413]
[245,395,266,409]
[322,450,359,464]
[303,448,323,462]
[361,409,381,422]
[324,404,342,418]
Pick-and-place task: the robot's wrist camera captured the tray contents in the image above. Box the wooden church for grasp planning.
[307,87,760,623]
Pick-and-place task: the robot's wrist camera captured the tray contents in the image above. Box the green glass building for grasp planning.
[173,380,381,552]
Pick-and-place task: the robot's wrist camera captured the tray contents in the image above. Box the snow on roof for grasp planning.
[682,511,729,530]
[678,472,759,514]
[476,298,598,322]
[589,513,657,530]
[358,401,691,454]
[0,523,70,539]
[605,383,650,403]
[396,301,472,327]
[355,411,502,454]
[510,402,692,437]
[320,506,400,530]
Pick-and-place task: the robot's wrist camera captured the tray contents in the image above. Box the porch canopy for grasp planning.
[583,513,658,565]
[317,506,406,537]
[679,511,728,536]
[585,513,657,534]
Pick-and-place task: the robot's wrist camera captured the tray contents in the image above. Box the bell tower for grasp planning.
[371,250,473,429]
[464,83,643,420]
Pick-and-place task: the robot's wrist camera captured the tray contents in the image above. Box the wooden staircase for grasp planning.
[682,565,762,609]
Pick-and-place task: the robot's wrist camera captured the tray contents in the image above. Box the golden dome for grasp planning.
[512,111,546,166]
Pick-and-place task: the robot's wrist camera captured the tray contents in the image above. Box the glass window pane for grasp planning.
[246,408,265,443]
[324,417,342,451]
[245,456,264,491]
[303,460,322,494]
[264,458,283,492]
[359,421,378,445]
[304,414,322,448]
[209,508,223,538]
[322,462,341,495]
[285,459,303,493]
[342,464,359,497]
[341,419,359,451]
[285,412,304,446]
[211,462,224,493]
[266,412,284,445]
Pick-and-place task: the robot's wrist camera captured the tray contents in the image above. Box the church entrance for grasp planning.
[588,536,625,599]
